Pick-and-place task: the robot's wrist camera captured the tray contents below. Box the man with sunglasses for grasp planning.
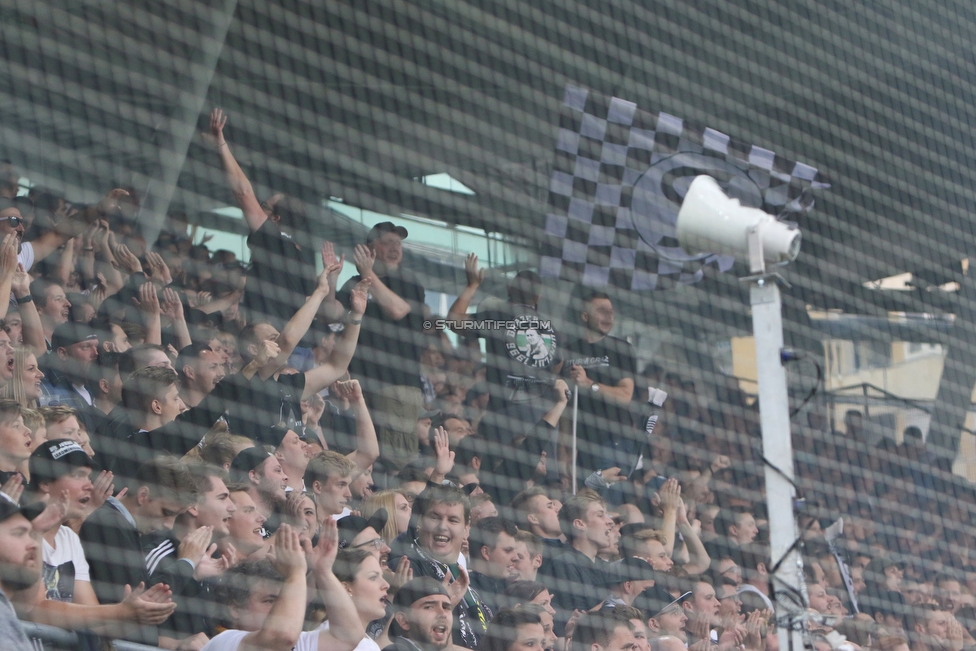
[0,190,117,273]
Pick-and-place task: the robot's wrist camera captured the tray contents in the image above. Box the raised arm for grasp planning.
[352,244,410,320]
[308,519,364,651]
[240,525,308,651]
[301,278,368,396]
[136,281,162,346]
[446,252,485,331]
[0,234,19,320]
[335,380,379,472]
[318,242,347,323]
[264,260,343,379]
[28,190,125,263]
[161,288,192,350]
[12,264,45,355]
[203,108,268,233]
[676,497,710,575]
[656,478,681,556]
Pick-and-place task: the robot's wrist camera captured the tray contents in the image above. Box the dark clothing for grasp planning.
[543,547,608,613]
[221,370,307,438]
[143,531,216,640]
[561,336,637,475]
[468,571,509,614]
[340,269,426,392]
[79,500,159,646]
[481,420,560,506]
[244,219,316,326]
[389,538,491,650]
[383,637,428,651]
[100,386,228,480]
[471,302,560,460]
[474,302,559,409]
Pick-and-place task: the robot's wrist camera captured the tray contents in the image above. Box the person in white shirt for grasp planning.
[24,438,176,636]
[203,520,364,651]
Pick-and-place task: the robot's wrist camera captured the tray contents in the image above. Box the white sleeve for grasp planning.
[61,528,90,583]
[18,242,33,272]
[201,629,249,651]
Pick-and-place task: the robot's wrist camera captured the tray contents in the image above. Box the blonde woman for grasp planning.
[0,347,44,408]
[361,490,412,543]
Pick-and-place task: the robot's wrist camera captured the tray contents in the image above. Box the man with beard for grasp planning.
[229,446,288,535]
[385,577,454,651]
[543,491,615,613]
[0,498,44,648]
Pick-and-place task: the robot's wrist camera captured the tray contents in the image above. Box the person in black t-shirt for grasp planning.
[561,291,636,478]
[338,222,426,472]
[447,257,561,451]
[204,108,317,326]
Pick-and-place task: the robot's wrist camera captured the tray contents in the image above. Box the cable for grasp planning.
[782,349,823,418]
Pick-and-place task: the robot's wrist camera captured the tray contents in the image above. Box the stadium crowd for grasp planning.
[0,109,969,651]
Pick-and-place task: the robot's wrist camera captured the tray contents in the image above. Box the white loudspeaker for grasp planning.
[676,175,801,265]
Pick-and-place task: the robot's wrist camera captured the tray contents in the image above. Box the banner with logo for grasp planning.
[539,85,830,290]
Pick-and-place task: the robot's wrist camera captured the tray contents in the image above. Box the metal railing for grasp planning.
[21,621,165,651]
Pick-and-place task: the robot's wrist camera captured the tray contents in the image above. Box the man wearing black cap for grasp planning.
[599,557,667,610]
[645,592,692,643]
[385,577,454,651]
[0,496,44,649]
[38,321,99,410]
[338,509,392,566]
[29,439,97,603]
[339,221,426,473]
[229,445,288,530]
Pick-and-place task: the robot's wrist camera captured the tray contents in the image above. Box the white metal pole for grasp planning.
[751,278,806,651]
[571,385,579,495]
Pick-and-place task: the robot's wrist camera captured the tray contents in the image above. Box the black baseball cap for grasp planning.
[251,425,291,450]
[597,556,660,586]
[229,446,271,482]
[366,221,408,244]
[641,589,693,618]
[391,577,450,609]
[51,322,99,351]
[0,498,42,524]
[29,439,94,490]
[337,508,389,550]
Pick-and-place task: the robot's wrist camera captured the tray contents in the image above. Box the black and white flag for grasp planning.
[539,85,829,290]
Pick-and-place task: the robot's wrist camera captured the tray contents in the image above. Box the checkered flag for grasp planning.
[539,85,829,290]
